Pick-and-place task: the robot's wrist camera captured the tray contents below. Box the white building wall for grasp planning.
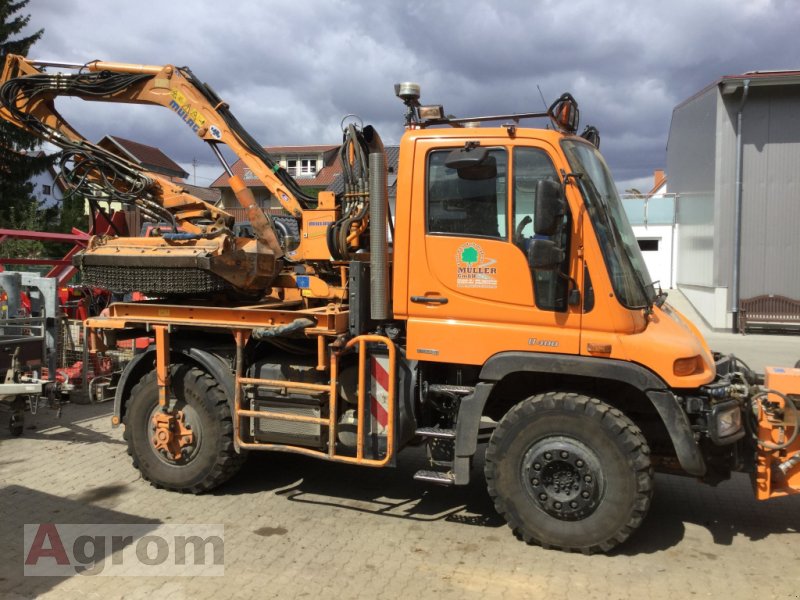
[631,223,675,289]
[623,188,677,290]
[678,285,731,329]
[30,170,62,209]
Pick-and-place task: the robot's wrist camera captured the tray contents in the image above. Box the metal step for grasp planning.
[413,470,455,486]
[427,384,474,396]
[415,427,456,440]
[477,424,496,443]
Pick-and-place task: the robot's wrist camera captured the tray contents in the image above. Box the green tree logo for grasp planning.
[461,246,478,265]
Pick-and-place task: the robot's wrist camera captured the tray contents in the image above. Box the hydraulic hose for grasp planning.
[328,123,371,259]
[751,389,799,451]
[180,68,316,208]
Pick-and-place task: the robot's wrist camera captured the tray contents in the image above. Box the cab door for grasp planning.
[405,137,582,365]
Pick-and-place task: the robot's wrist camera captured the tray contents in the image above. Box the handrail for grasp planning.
[234,333,397,467]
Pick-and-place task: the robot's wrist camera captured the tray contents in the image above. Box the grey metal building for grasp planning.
[667,71,800,330]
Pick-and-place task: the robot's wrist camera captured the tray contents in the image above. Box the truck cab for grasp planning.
[394,126,713,392]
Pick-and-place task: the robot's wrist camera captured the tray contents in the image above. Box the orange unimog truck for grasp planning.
[1,56,798,554]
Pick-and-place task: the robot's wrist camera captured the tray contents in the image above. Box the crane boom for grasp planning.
[0,55,374,296]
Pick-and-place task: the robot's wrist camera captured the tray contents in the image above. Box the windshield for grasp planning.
[561,139,655,310]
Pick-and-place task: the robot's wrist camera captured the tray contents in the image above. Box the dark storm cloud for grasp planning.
[27,0,800,190]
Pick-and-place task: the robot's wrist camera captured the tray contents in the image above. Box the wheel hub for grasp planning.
[523,438,604,521]
[149,407,198,463]
[151,410,194,460]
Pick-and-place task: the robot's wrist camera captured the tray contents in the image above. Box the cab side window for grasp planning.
[513,148,569,311]
[427,148,508,239]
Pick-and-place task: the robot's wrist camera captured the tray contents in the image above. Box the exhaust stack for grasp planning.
[365,126,389,321]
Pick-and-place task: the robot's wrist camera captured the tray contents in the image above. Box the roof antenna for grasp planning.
[537,85,551,129]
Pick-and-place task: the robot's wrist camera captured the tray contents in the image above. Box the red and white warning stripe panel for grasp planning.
[370,355,390,435]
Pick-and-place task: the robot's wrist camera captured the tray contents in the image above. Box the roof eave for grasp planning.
[720,74,800,94]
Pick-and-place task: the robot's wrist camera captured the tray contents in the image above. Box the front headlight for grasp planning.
[709,401,744,444]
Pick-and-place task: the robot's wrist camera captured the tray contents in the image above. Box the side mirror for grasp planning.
[445,146,497,180]
[534,179,566,236]
[528,239,565,270]
[580,125,601,149]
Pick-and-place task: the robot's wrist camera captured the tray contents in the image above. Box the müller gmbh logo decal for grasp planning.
[456,242,497,289]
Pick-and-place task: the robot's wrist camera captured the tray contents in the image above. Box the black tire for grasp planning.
[123,365,246,493]
[9,415,23,437]
[485,392,653,554]
[69,389,93,405]
[9,397,24,436]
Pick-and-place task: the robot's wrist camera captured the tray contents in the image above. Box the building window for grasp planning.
[638,239,659,251]
[287,157,317,178]
[42,184,51,195]
[243,168,258,181]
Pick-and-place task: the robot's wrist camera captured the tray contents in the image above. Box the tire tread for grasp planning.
[123,367,246,494]
[484,391,653,554]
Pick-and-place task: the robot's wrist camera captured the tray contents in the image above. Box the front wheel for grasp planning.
[124,365,246,493]
[485,392,653,554]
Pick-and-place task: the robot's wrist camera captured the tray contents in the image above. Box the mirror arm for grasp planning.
[557,271,581,306]
[561,170,583,185]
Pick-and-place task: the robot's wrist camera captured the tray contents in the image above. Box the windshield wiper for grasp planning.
[650,281,668,308]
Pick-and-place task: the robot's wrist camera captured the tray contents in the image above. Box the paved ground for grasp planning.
[1,293,799,599]
[2,398,800,599]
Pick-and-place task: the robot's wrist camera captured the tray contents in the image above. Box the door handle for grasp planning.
[410,295,448,305]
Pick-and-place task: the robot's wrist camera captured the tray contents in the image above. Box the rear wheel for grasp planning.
[9,397,24,436]
[485,392,652,553]
[9,415,23,437]
[124,365,245,493]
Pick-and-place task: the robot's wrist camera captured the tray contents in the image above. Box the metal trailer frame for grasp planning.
[0,272,59,377]
[0,312,48,435]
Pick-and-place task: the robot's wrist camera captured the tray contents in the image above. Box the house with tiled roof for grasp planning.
[648,169,667,197]
[98,135,189,181]
[178,182,222,205]
[29,151,65,210]
[210,145,342,210]
[73,136,220,226]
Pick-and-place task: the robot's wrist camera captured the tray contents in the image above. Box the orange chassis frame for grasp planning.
[86,301,397,467]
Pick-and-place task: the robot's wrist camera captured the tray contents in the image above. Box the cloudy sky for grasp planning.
[26,0,799,191]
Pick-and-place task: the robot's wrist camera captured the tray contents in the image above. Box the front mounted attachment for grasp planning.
[752,367,800,499]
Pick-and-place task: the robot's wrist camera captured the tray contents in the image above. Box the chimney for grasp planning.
[653,169,665,187]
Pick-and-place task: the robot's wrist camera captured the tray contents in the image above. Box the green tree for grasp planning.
[58,192,87,233]
[461,246,478,265]
[0,199,44,260]
[0,0,49,231]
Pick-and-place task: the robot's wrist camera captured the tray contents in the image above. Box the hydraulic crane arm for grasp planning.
[0,54,317,248]
[0,55,377,296]
[0,55,294,294]
[0,56,235,236]
[0,55,315,214]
